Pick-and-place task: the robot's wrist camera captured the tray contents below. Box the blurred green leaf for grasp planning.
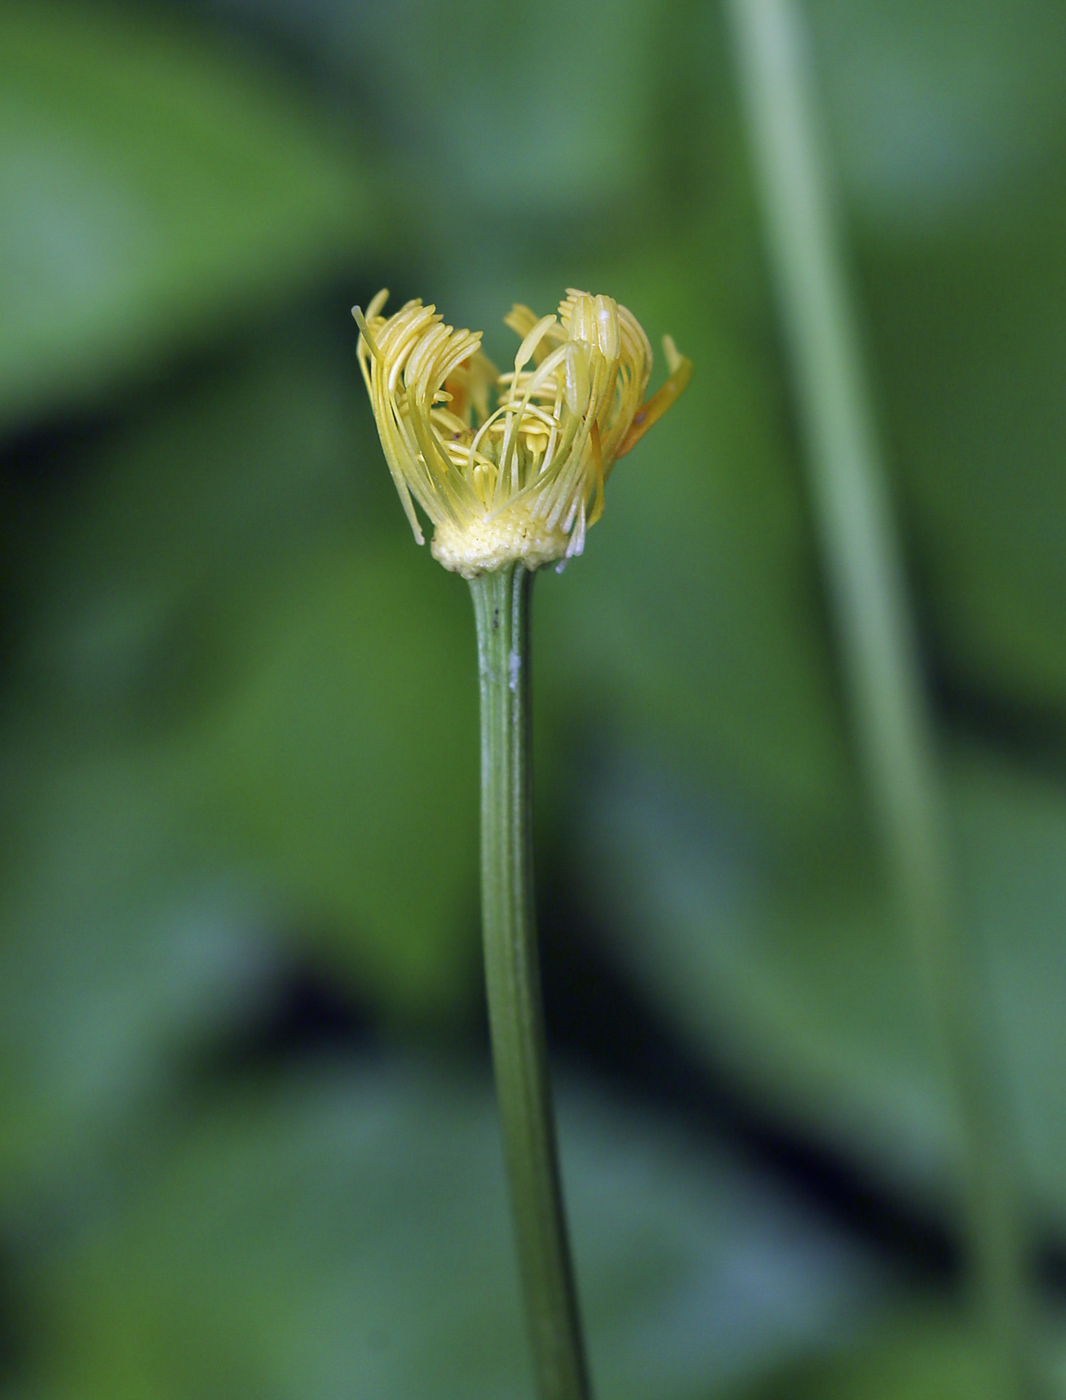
[22,1057,884,1400]
[864,207,1066,718]
[6,317,385,735]
[811,0,1066,233]
[205,0,656,220]
[188,531,480,1014]
[748,1307,1002,1400]
[579,740,1066,1222]
[0,0,369,427]
[0,742,277,1218]
[0,327,477,1209]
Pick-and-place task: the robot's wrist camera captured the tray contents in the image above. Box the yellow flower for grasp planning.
[353,288,692,577]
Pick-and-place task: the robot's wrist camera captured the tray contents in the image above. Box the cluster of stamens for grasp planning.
[354,288,690,576]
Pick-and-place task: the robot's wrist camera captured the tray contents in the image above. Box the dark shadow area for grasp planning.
[534,840,962,1292]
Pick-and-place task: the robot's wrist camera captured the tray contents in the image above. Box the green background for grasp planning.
[1,0,1065,1393]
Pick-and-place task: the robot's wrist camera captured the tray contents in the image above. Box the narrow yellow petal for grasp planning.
[614,346,693,459]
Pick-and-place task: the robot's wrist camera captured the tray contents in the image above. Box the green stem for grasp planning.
[726,0,1031,1392]
[469,563,591,1400]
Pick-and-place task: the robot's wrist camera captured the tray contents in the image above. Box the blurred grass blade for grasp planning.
[725,0,1032,1392]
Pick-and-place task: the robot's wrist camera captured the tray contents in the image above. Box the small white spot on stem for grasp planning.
[508,649,521,693]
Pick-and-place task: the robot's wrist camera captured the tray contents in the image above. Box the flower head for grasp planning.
[353,288,691,577]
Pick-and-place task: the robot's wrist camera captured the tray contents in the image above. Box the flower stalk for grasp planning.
[354,285,688,1400]
[470,562,591,1400]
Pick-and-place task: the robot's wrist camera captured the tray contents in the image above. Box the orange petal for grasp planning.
[615,353,693,459]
